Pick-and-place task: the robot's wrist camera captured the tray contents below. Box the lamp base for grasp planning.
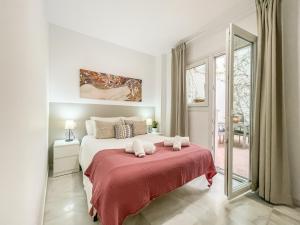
[65,138,74,142]
[65,129,74,142]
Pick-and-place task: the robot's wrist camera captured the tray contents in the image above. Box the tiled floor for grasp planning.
[43,172,300,225]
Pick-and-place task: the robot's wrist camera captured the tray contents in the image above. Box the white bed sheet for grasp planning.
[79,133,165,212]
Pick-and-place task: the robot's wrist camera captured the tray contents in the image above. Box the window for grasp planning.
[186,59,208,106]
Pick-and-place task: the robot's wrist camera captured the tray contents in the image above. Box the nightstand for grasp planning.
[53,139,80,177]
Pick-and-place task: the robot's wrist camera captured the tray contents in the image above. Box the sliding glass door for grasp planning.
[225,24,257,199]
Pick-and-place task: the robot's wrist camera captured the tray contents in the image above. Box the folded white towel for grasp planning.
[163,136,190,147]
[143,141,156,155]
[125,144,134,153]
[173,136,182,151]
[163,137,174,147]
[132,139,145,157]
[125,141,156,155]
[180,137,190,146]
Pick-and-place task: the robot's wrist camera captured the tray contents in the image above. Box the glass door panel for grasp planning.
[225,24,257,199]
[214,54,226,173]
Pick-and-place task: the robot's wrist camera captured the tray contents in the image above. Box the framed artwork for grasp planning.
[80,69,142,102]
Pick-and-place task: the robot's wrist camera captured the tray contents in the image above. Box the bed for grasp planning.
[80,133,216,225]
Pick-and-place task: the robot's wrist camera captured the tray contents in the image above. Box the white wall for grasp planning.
[185,12,257,148]
[49,25,158,109]
[282,0,300,205]
[0,0,49,225]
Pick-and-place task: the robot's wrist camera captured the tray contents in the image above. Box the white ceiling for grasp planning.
[46,0,255,56]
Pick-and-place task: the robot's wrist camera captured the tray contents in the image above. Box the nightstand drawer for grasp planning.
[53,156,79,176]
[54,145,79,159]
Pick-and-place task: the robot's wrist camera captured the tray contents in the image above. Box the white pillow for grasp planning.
[85,120,94,136]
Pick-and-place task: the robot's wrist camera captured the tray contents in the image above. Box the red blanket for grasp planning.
[85,142,216,225]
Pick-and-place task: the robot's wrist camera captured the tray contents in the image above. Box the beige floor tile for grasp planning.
[268,209,300,225]
[43,172,299,225]
[273,205,300,221]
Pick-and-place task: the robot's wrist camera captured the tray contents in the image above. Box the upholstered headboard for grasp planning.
[48,102,155,167]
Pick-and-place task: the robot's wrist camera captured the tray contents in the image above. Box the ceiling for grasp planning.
[46,0,255,56]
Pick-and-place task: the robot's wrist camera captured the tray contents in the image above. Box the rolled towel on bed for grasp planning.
[163,137,174,147]
[132,139,145,157]
[180,137,190,146]
[173,136,182,151]
[125,141,156,155]
[125,144,134,153]
[163,136,190,147]
[143,141,156,155]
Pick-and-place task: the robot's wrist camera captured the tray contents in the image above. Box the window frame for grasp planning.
[186,58,209,107]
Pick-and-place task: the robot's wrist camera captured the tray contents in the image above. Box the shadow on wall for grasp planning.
[282,0,300,205]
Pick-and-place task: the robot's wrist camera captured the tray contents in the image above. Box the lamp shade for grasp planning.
[146,118,153,126]
[65,120,76,130]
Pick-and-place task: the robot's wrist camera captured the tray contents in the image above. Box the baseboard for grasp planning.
[40,167,49,225]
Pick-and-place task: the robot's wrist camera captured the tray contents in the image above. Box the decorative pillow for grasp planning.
[124,120,147,136]
[94,120,122,139]
[91,117,124,137]
[115,124,133,139]
[85,120,94,136]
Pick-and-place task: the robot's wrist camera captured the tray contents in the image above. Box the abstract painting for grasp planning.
[80,69,142,102]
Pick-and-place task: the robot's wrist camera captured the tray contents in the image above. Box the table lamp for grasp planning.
[146,118,153,133]
[65,120,76,142]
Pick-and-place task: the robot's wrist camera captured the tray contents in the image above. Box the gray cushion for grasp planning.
[115,124,133,139]
[124,120,147,136]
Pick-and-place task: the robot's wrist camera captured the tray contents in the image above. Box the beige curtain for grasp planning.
[170,43,188,136]
[252,0,293,205]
